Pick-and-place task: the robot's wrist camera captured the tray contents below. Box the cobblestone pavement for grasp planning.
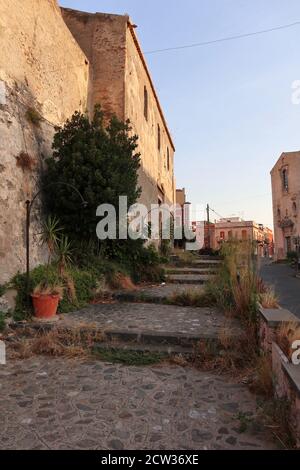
[59,303,241,338]
[0,357,277,450]
[260,260,300,319]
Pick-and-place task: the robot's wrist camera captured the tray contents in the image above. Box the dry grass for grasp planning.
[168,289,213,307]
[249,355,274,397]
[8,326,105,360]
[276,322,300,360]
[108,273,136,291]
[259,288,279,309]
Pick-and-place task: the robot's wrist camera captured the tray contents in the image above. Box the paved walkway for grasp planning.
[0,357,277,450]
[260,261,300,319]
[60,303,238,339]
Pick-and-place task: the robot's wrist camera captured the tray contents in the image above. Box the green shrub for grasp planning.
[11,264,99,319]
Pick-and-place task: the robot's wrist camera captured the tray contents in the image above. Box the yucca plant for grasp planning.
[56,235,73,277]
[37,215,64,293]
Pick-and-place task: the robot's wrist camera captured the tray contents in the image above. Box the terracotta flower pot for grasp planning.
[31,294,60,319]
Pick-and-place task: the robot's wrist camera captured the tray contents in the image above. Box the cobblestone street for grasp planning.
[0,357,277,450]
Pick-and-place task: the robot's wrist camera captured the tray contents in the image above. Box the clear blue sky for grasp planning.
[60,0,300,227]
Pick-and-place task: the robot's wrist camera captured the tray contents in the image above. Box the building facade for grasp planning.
[271,152,300,260]
[214,218,273,257]
[62,8,175,208]
[0,1,175,283]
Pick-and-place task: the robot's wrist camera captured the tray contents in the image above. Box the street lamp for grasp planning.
[25,182,87,296]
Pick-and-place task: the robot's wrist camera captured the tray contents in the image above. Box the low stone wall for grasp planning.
[258,306,300,447]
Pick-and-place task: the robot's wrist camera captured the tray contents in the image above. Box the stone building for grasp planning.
[214,218,273,257]
[61,8,175,208]
[0,1,175,284]
[271,151,300,260]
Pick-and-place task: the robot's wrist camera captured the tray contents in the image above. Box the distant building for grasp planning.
[271,152,300,260]
[214,217,273,257]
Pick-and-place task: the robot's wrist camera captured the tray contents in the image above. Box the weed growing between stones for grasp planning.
[167,290,215,308]
[93,348,166,366]
[25,107,42,126]
[256,397,296,449]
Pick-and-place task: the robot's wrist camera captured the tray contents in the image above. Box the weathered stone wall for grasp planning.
[61,9,126,121]
[271,151,300,260]
[0,0,89,284]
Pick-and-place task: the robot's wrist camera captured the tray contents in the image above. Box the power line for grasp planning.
[144,20,300,55]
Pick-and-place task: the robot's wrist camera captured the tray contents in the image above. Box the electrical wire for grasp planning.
[144,20,300,55]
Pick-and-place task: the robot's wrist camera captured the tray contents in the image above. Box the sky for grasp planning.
[60,0,300,228]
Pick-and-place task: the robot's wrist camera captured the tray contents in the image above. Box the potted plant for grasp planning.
[31,282,64,320]
[31,215,64,320]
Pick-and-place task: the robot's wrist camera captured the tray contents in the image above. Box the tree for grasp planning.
[43,106,141,243]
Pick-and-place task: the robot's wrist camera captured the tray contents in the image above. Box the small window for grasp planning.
[144,86,148,121]
[157,124,161,151]
[167,147,170,171]
[293,202,297,214]
[220,231,225,240]
[282,169,288,192]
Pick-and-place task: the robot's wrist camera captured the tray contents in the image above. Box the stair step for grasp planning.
[93,342,194,356]
[103,329,226,347]
[166,274,214,284]
[165,267,217,275]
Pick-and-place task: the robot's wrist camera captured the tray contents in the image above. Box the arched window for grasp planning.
[144,86,148,121]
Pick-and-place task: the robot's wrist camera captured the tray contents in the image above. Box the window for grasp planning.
[220,231,225,240]
[157,124,161,151]
[167,147,170,171]
[293,202,297,214]
[282,169,288,192]
[144,86,148,121]
[242,230,247,240]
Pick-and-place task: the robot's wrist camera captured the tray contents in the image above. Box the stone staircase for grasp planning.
[12,255,235,359]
